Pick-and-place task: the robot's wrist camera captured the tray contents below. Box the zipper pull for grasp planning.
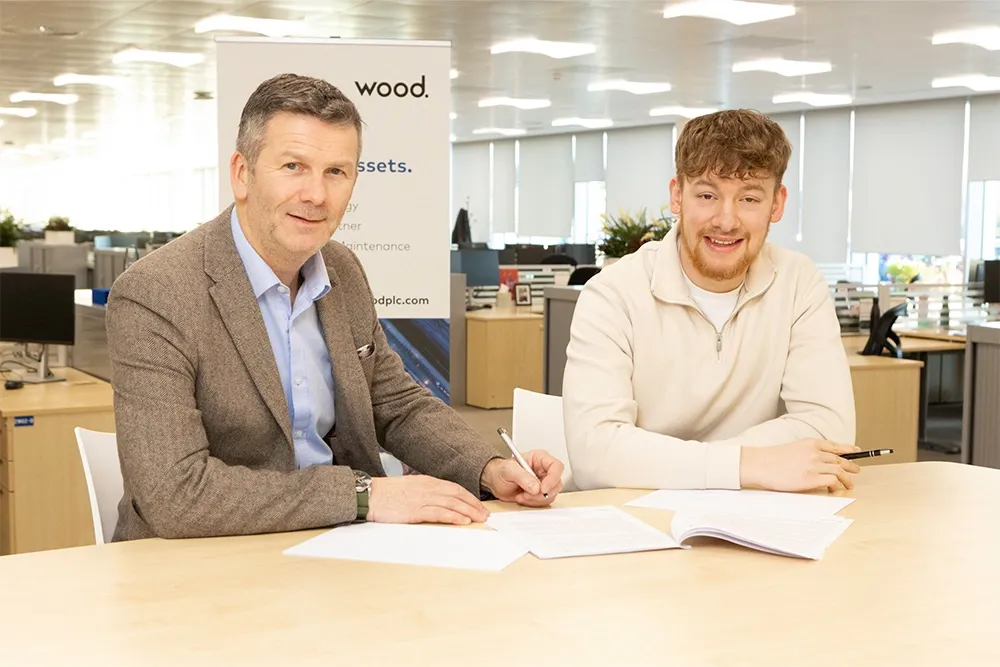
[716,332,722,360]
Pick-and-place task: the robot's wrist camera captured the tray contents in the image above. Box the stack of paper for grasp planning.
[284,523,529,572]
[669,511,853,560]
[625,489,854,518]
[485,506,680,559]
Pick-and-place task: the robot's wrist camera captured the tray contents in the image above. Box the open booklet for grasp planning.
[668,511,853,560]
[485,506,853,561]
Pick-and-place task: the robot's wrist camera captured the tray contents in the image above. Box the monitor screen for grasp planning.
[0,273,76,345]
[452,249,500,287]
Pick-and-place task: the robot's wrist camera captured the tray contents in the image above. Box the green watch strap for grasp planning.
[356,488,370,522]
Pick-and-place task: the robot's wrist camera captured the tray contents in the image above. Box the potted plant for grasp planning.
[44,216,75,245]
[0,209,20,267]
[597,206,675,264]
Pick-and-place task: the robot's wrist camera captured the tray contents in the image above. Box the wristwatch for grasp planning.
[353,470,372,522]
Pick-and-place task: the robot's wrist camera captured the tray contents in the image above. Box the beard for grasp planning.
[677,212,765,283]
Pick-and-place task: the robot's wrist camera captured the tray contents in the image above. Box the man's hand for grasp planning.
[480,450,564,507]
[367,475,489,525]
[740,439,862,493]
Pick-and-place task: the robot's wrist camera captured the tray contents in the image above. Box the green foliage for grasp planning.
[597,206,675,258]
[0,209,21,247]
[45,216,72,231]
[885,261,920,284]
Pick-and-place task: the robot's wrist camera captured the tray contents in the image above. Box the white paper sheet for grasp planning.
[485,506,680,559]
[283,523,529,572]
[625,489,854,519]
[670,511,854,560]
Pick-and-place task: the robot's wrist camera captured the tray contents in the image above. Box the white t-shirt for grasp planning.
[682,272,742,331]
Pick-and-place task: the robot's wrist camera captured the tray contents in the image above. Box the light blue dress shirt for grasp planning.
[231,210,336,469]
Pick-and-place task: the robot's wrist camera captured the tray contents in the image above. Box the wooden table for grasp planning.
[466,308,544,408]
[0,367,114,555]
[0,462,995,666]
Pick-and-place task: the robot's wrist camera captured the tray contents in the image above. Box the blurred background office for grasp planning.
[1,0,1000,488]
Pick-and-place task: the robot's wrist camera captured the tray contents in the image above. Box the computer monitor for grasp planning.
[0,272,76,383]
[451,249,500,287]
[93,235,112,249]
[984,260,1000,304]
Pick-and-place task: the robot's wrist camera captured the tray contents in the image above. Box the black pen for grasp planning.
[841,448,894,460]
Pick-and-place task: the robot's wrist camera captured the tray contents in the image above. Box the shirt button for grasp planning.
[294,430,303,439]
[277,285,288,294]
[294,377,303,386]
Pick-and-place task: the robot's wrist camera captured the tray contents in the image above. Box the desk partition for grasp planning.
[962,322,1000,468]
[542,286,584,395]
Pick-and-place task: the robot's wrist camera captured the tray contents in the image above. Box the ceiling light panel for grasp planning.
[932,27,1000,51]
[733,58,832,77]
[112,48,205,68]
[772,92,853,106]
[10,92,78,105]
[478,97,551,110]
[663,0,796,26]
[932,74,1000,92]
[490,38,596,59]
[472,127,527,137]
[649,105,719,118]
[53,74,127,88]
[552,117,614,129]
[194,13,312,38]
[587,80,672,94]
[0,107,38,118]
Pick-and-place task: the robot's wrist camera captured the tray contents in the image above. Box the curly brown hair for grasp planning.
[674,109,791,191]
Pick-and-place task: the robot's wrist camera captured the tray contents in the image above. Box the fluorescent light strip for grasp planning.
[478,97,551,110]
[10,92,79,105]
[53,73,127,88]
[194,13,311,37]
[587,80,672,95]
[772,92,853,107]
[663,0,795,26]
[649,105,718,118]
[733,58,832,77]
[112,48,205,68]
[0,107,37,118]
[450,69,459,80]
[552,117,614,129]
[932,74,1000,92]
[490,38,596,59]
[932,26,1000,51]
[472,127,527,137]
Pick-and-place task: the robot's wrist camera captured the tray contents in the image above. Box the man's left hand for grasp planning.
[481,450,564,507]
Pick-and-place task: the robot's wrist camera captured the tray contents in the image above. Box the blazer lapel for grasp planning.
[314,260,383,473]
[203,207,293,446]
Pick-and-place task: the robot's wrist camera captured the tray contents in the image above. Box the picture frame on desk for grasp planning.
[513,283,532,306]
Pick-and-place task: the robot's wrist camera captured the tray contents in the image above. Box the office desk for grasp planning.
[843,335,966,452]
[0,368,114,555]
[466,308,544,408]
[0,462,995,666]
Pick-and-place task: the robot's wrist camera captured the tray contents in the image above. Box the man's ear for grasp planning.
[669,177,682,215]
[230,152,249,201]
[770,183,788,223]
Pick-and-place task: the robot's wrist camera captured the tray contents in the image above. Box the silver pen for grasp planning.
[496,427,546,497]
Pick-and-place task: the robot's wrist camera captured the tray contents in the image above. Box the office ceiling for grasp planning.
[1,0,999,160]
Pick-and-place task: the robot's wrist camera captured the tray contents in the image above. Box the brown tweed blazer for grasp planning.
[106,206,499,541]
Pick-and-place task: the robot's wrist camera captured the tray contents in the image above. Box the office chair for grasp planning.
[568,266,601,286]
[860,302,908,357]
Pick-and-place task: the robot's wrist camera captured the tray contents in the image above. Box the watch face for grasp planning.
[354,470,372,492]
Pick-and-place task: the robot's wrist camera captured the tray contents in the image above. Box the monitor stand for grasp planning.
[22,345,66,384]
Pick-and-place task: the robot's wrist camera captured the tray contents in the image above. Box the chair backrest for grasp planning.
[73,428,124,545]
[511,388,576,492]
[568,266,601,286]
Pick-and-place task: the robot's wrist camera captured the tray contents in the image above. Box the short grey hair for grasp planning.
[236,73,363,169]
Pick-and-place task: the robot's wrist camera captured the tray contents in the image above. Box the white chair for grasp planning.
[73,427,124,545]
[511,388,576,492]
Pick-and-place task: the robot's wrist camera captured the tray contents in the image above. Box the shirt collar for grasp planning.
[230,208,331,302]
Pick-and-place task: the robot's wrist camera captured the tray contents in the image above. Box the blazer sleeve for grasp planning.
[107,269,357,539]
[342,251,500,494]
